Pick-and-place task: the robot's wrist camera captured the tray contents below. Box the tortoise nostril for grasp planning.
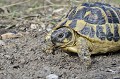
[58,33,64,38]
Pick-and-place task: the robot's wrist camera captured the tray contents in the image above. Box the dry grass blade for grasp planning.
[46,0,55,5]
[26,4,69,12]
[0,0,32,15]
[0,0,31,8]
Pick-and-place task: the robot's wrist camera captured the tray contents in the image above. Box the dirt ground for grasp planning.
[0,0,120,79]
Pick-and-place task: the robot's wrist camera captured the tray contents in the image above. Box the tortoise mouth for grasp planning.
[51,27,72,46]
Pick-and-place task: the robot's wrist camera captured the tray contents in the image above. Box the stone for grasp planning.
[46,74,58,79]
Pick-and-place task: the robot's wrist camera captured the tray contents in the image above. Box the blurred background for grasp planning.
[0,0,120,29]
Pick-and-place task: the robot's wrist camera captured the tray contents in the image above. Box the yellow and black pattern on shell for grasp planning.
[59,2,120,43]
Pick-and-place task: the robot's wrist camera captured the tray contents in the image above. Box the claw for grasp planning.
[44,35,55,53]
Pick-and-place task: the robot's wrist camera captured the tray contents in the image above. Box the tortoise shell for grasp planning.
[55,2,120,43]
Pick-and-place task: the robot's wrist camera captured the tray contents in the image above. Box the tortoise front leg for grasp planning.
[63,37,92,67]
[76,37,92,66]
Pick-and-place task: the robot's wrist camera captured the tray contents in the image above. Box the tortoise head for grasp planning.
[51,27,73,47]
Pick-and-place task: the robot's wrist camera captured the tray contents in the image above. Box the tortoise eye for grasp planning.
[58,33,64,38]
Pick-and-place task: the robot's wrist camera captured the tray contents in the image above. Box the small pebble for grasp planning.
[38,29,42,32]
[106,68,117,74]
[46,27,52,32]
[113,77,120,79]
[46,24,53,32]
[4,55,11,59]
[40,22,46,30]
[46,74,58,79]
[0,40,5,45]
[30,24,38,30]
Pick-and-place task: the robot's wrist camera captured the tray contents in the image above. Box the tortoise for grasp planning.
[46,2,120,66]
